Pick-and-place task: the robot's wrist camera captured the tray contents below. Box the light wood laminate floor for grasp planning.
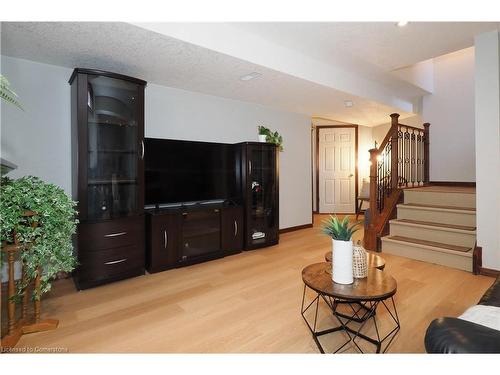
[14,215,494,353]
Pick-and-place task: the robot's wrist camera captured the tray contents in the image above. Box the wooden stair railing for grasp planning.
[364,113,430,251]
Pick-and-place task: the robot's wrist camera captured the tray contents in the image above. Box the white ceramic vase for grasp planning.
[332,239,354,284]
[258,134,267,142]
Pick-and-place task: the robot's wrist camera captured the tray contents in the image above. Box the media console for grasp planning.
[145,202,243,273]
[69,68,280,289]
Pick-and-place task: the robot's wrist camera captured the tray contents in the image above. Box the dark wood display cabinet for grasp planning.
[70,68,147,290]
[145,204,243,273]
[240,142,279,250]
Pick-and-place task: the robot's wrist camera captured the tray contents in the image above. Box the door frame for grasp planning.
[315,125,359,215]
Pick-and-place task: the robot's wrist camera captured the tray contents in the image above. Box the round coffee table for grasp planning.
[300,262,400,354]
[325,251,386,270]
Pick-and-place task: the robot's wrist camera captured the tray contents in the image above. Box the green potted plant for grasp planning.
[0,74,23,110]
[0,176,78,298]
[1,74,23,176]
[322,215,361,284]
[257,125,284,151]
[258,125,269,143]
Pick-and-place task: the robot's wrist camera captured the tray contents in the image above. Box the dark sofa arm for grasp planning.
[425,317,500,353]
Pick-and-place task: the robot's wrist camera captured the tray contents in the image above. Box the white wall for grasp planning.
[474,31,500,271]
[1,56,312,230]
[145,83,312,229]
[371,49,476,183]
[392,59,434,94]
[1,56,73,193]
[422,47,476,182]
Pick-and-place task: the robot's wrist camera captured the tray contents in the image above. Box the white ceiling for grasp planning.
[2,22,498,126]
[233,22,499,71]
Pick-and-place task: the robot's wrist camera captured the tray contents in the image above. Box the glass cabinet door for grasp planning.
[86,75,140,220]
[247,145,277,246]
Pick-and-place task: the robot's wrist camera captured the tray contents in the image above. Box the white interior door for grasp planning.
[318,127,356,213]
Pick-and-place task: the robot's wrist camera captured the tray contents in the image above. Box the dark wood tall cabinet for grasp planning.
[240,142,279,250]
[70,69,147,289]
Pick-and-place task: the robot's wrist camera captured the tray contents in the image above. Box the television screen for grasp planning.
[144,138,239,206]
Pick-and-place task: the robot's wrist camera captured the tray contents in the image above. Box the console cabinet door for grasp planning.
[244,143,279,249]
[221,206,244,254]
[147,213,181,273]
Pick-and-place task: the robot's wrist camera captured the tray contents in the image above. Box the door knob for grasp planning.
[349,174,354,177]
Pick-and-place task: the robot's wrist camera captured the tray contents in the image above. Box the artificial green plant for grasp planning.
[0,74,23,110]
[0,176,78,299]
[257,125,284,151]
[322,215,362,241]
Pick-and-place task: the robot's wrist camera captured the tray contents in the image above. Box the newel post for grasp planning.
[364,148,379,251]
[390,113,400,189]
[423,122,430,184]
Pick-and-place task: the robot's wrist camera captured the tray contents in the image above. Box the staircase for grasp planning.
[381,187,476,272]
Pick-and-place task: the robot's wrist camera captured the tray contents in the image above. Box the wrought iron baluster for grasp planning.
[398,127,403,187]
[411,129,416,186]
[405,128,408,186]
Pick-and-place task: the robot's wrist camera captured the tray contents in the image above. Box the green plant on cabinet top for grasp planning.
[257,125,284,151]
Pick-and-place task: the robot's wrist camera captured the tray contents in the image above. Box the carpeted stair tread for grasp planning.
[393,218,476,231]
[384,235,471,253]
[401,203,476,212]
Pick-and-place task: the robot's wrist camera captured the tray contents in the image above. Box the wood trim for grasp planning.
[424,123,430,184]
[69,68,147,85]
[316,127,319,212]
[315,212,357,216]
[473,246,500,277]
[398,122,425,132]
[315,124,358,214]
[279,223,313,234]
[473,244,482,275]
[310,123,315,223]
[429,181,476,187]
[479,267,500,277]
[311,116,353,124]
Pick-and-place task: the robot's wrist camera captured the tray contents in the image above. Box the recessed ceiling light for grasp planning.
[240,72,262,81]
[397,21,409,27]
[344,100,354,108]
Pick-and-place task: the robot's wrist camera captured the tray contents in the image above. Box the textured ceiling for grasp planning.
[0,22,413,126]
[233,22,499,70]
[2,22,497,126]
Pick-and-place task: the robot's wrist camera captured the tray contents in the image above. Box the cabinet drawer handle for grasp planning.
[104,232,127,238]
[104,258,127,265]
[249,160,252,175]
[164,230,168,249]
[234,220,238,237]
[141,140,145,160]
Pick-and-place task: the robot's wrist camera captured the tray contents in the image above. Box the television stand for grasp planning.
[145,202,243,273]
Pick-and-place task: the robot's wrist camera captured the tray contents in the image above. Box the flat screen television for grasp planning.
[144,138,239,206]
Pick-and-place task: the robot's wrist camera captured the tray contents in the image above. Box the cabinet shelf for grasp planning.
[183,227,221,238]
[87,178,137,185]
[88,121,136,128]
[88,149,136,154]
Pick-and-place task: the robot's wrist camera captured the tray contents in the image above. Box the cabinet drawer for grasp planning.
[78,216,144,251]
[78,244,144,283]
